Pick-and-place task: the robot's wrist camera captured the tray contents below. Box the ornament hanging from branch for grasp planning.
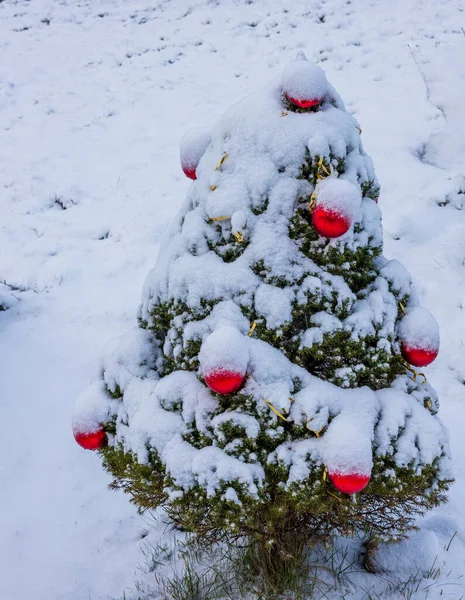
[399,306,440,367]
[310,177,361,238]
[180,127,211,180]
[199,326,249,395]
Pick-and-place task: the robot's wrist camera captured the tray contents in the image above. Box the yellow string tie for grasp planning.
[248,321,257,337]
[317,157,331,176]
[215,153,228,170]
[327,490,345,504]
[308,192,317,213]
[233,231,244,243]
[399,301,407,315]
[425,399,433,411]
[403,360,417,381]
[264,399,288,422]
[402,361,427,385]
[306,418,324,438]
[281,111,288,117]
[322,468,327,482]
[210,215,230,222]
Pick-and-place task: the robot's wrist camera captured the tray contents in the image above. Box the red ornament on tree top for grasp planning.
[281,53,327,110]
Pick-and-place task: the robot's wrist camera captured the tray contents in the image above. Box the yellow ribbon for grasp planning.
[308,192,317,213]
[215,153,228,170]
[306,417,325,438]
[210,215,230,222]
[327,489,344,503]
[248,321,257,337]
[317,157,331,176]
[264,399,288,422]
[402,360,427,384]
[233,231,244,243]
[399,301,407,315]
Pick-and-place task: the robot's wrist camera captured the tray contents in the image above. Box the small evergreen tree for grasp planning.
[73,54,452,586]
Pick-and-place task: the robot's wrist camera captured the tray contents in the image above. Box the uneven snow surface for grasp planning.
[1,0,465,598]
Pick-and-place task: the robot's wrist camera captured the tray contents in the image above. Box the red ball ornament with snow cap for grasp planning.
[204,369,245,395]
[328,471,371,494]
[199,326,249,396]
[312,177,362,239]
[312,205,352,238]
[281,53,327,110]
[399,306,440,368]
[180,127,211,180]
[74,428,107,451]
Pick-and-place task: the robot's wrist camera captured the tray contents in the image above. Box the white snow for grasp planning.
[2,1,465,599]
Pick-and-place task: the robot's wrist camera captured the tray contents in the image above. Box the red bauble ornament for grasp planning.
[402,345,438,368]
[74,428,107,451]
[181,164,197,180]
[284,93,322,109]
[204,369,245,395]
[328,471,370,495]
[312,205,351,238]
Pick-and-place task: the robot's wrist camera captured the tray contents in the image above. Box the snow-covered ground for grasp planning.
[1,0,465,598]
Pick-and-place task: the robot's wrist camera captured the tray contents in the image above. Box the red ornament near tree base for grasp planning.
[284,93,323,110]
[204,369,245,395]
[74,428,107,451]
[402,345,438,368]
[328,471,370,495]
[312,205,352,238]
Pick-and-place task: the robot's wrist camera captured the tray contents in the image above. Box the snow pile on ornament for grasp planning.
[73,55,451,538]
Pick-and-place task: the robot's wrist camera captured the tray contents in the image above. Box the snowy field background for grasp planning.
[1,0,465,598]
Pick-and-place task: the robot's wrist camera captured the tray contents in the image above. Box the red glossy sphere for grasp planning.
[181,164,197,180]
[328,472,370,495]
[204,370,245,395]
[74,428,107,451]
[402,345,438,368]
[312,205,351,238]
[284,93,322,109]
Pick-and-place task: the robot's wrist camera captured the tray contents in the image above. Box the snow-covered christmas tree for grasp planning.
[73,54,452,580]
